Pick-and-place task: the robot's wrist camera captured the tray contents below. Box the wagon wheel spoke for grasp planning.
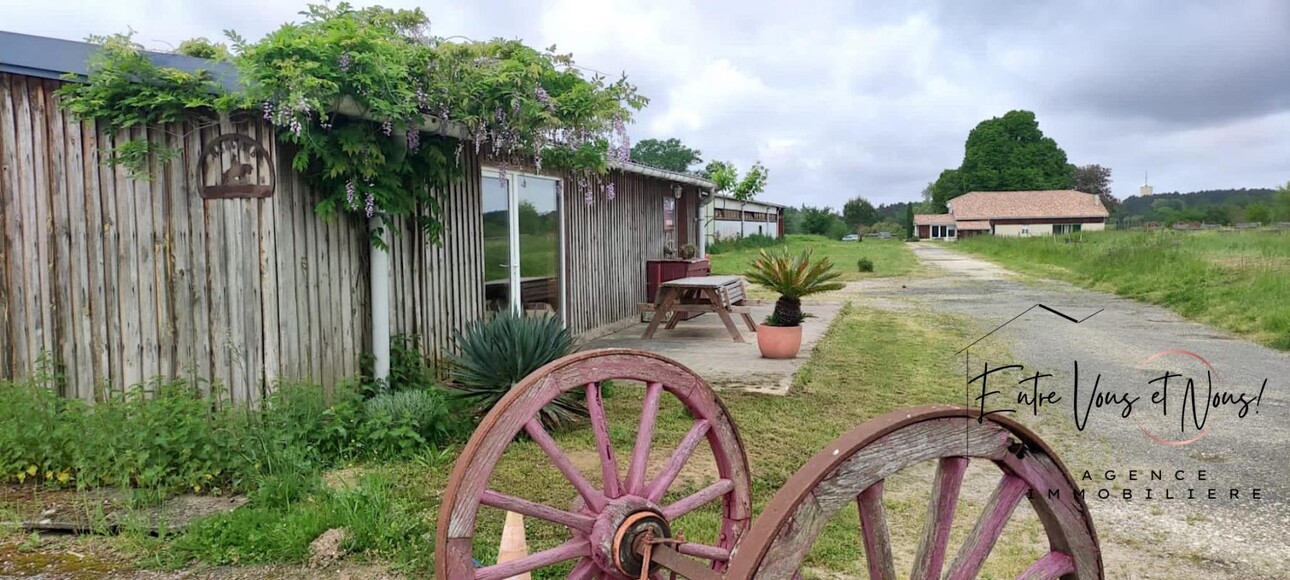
[646,419,711,503]
[524,419,606,512]
[856,481,896,580]
[662,478,734,520]
[676,542,731,562]
[473,538,588,580]
[480,490,594,534]
[587,382,622,499]
[625,381,664,495]
[566,558,598,580]
[944,474,1029,580]
[912,456,970,579]
[1016,551,1076,580]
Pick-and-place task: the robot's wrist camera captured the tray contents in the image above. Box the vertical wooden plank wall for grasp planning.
[387,148,485,360]
[561,171,671,335]
[0,74,367,403]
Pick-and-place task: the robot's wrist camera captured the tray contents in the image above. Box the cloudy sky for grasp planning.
[5,0,1289,209]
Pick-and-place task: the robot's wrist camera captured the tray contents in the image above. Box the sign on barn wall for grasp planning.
[198,133,275,199]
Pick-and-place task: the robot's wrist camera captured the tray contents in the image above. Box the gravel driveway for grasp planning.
[848,243,1290,578]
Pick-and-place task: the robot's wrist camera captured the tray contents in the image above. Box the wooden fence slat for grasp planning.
[0,75,24,376]
[13,78,47,373]
[140,125,168,383]
[183,124,212,395]
[166,125,193,384]
[47,83,89,398]
[78,122,109,393]
[267,132,294,384]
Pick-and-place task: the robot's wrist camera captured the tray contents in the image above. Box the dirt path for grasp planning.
[840,243,1290,578]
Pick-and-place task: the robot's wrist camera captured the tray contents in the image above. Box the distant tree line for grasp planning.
[1112,185,1290,226]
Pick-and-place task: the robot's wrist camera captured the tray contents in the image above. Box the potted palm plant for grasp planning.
[745,248,844,358]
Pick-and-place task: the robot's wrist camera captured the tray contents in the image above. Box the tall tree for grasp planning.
[842,196,878,228]
[1072,164,1118,211]
[798,206,842,236]
[931,110,1074,208]
[629,138,703,172]
[705,160,769,201]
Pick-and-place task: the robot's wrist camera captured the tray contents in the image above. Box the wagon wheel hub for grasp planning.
[609,509,672,578]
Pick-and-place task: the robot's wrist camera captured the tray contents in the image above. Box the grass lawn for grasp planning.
[709,234,918,281]
[956,230,1290,350]
[70,302,1048,578]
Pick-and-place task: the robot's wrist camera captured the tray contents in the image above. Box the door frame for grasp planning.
[480,166,566,326]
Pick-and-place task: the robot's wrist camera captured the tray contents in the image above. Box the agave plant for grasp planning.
[443,312,584,431]
[745,248,845,327]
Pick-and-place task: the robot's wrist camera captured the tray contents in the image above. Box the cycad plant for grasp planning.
[443,312,584,431]
[745,248,845,326]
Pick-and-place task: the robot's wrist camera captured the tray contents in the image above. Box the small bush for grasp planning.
[857,257,875,272]
[444,312,581,431]
[360,389,471,459]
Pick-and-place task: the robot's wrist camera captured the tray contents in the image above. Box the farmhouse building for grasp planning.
[0,30,716,403]
[915,190,1109,240]
[702,194,785,244]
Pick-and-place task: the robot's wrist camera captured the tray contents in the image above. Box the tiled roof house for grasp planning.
[915,190,1109,239]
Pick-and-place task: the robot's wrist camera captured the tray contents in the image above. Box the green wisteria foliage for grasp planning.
[56,3,647,245]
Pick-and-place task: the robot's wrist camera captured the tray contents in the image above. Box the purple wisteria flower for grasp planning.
[382,121,393,136]
[605,182,616,201]
[365,192,376,218]
[406,129,420,153]
[346,179,357,210]
[580,176,592,206]
[535,86,554,111]
[338,53,352,72]
[262,102,274,121]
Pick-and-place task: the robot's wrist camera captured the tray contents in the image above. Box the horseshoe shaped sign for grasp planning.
[198,133,275,199]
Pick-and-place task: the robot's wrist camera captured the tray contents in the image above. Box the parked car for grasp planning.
[841,234,859,242]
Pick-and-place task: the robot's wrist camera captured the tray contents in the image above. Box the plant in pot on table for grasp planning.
[745,248,844,358]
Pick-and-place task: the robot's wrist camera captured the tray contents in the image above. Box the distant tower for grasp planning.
[1139,171,1153,197]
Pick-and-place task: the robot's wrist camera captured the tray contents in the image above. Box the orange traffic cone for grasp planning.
[497,511,531,580]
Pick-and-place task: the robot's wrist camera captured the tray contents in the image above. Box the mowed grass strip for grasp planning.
[957,230,1290,349]
[709,235,918,281]
[393,304,1042,578]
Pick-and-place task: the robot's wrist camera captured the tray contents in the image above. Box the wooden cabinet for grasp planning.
[645,258,711,321]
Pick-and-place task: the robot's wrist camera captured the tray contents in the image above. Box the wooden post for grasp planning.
[496,511,531,580]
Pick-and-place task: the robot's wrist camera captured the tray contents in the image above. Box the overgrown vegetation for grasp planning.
[958,230,1290,349]
[857,257,874,272]
[56,3,645,244]
[0,334,470,494]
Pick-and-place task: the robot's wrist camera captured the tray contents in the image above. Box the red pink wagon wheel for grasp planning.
[435,349,754,579]
[725,405,1103,580]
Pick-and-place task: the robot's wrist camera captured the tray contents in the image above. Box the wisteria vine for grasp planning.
[56,2,646,246]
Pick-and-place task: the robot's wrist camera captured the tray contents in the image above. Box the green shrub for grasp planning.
[444,312,581,430]
[857,257,874,272]
[360,389,471,458]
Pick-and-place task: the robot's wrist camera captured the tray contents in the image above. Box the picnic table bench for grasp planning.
[637,275,758,342]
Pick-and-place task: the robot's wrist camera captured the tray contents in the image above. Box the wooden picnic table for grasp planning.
[639,275,758,342]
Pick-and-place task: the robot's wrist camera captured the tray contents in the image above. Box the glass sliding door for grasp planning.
[517,175,561,314]
[480,168,564,320]
[481,175,512,313]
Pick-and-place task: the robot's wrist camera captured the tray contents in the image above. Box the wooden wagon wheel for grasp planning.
[435,348,754,579]
[724,405,1102,580]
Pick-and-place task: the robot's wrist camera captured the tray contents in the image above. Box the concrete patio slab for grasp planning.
[586,302,843,395]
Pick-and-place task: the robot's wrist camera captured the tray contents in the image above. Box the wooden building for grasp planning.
[0,31,714,403]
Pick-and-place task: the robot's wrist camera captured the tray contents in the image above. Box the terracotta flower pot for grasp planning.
[757,324,803,359]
